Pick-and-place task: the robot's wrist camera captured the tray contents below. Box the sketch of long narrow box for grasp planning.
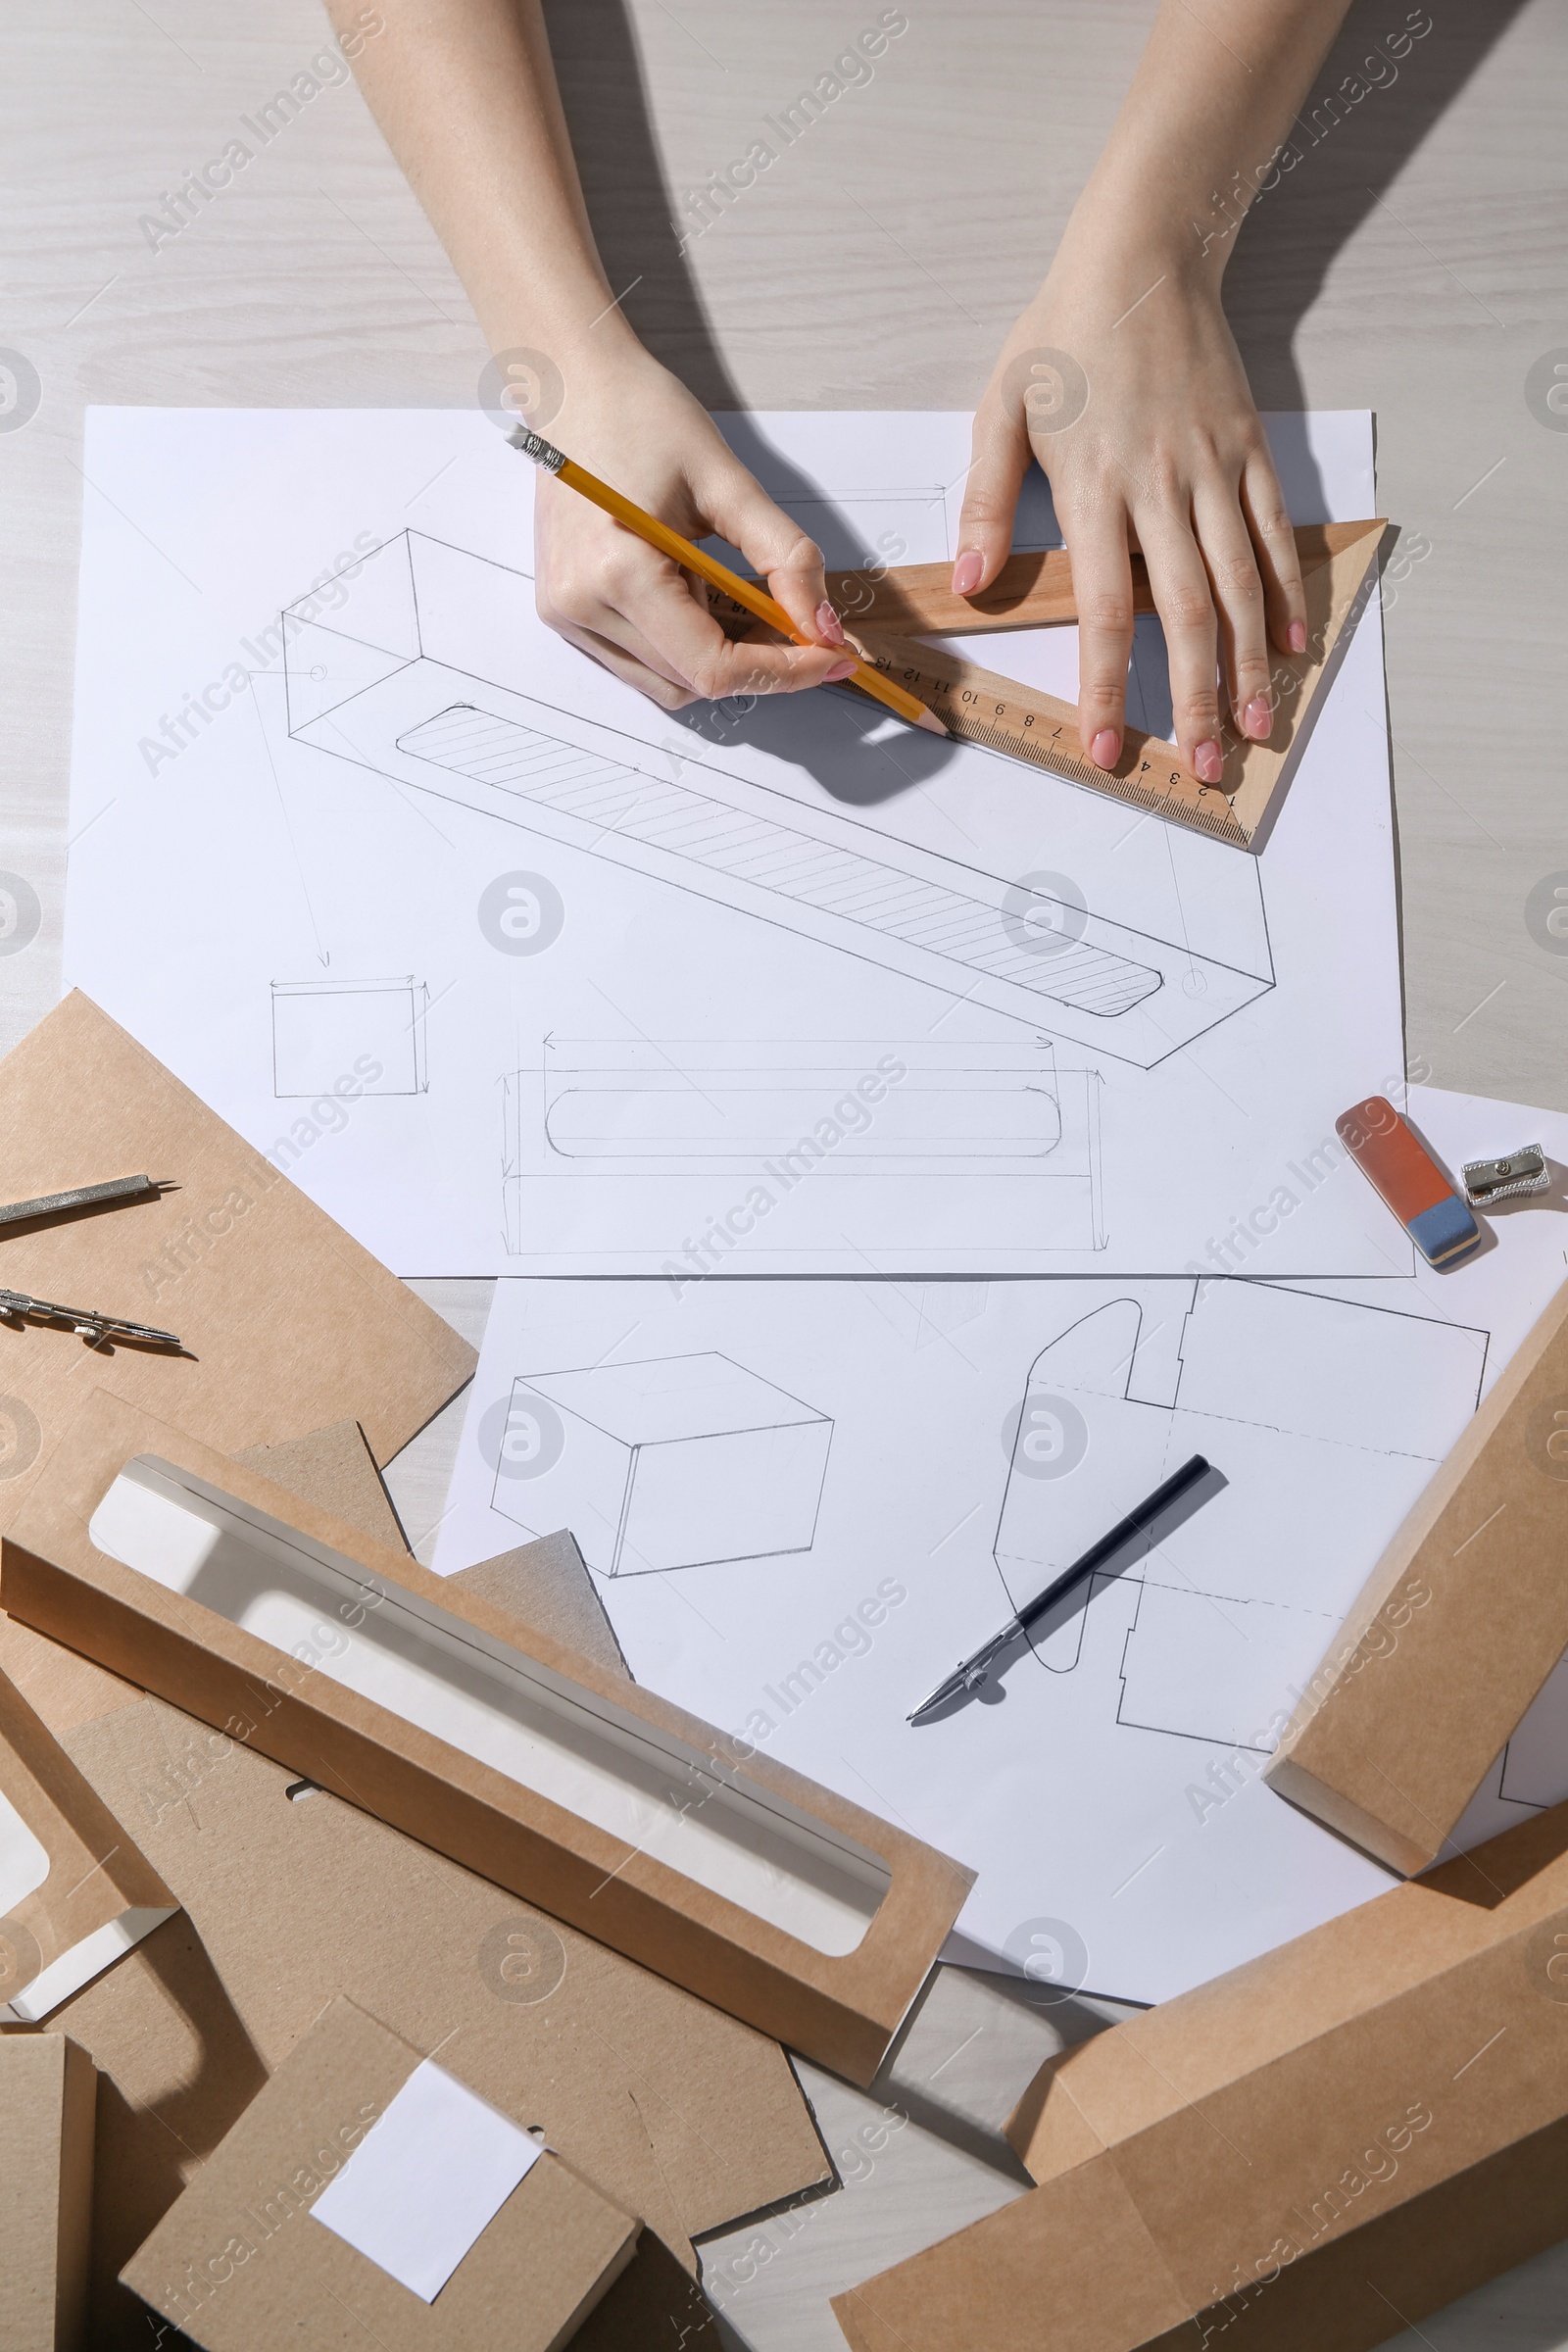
[490,1353,834,1575]
[282,530,1274,1065]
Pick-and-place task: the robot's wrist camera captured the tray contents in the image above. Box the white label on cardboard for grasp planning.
[0,1788,49,1918]
[310,2057,541,2302]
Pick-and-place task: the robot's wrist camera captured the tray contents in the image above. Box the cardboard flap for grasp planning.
[833,2151,1194,2352]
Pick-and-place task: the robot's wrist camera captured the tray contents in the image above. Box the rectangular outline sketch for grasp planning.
[489,1351,834,1576]
[990,1280,1487,1734]
[1113,1578,1339,1752]
[270,976,429,1098]
[499,1042,1104,1257]
[281,530,1275,1069]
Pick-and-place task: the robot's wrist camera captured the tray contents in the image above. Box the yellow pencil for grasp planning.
[508,424,947,736]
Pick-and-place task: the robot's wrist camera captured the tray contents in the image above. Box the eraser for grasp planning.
[1335,1097,1481,1268]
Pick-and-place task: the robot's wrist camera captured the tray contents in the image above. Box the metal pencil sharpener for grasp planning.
[1460,1143,1549,1209]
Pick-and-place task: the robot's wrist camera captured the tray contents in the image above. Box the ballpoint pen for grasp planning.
[908,1454,1214,1724]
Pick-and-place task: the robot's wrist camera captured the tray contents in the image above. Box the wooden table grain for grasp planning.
[5,4,1567,2344]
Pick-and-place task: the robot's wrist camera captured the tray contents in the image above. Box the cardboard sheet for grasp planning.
[6,1435,826,2347]
[62,406,1408,1278]
[0,2031,96,2351]
[0,994,475,1535]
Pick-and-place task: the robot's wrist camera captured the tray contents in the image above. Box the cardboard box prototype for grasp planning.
[0,2032,96,2351]
[832,1799,1568,2352]
[1266,1277,1568,1875]
[2,1392,972,2084]
[122,1993,639,2350]
[0,1663,174,2022]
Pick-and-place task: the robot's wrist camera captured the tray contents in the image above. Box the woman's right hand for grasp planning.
[531,344,857,710]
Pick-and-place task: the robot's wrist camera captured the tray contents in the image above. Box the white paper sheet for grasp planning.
[430,1087,1568,2005]
[64,407,1404,1276]
[311,2058,540,2302]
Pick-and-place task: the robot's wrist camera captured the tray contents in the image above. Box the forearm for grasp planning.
[323,0,636,364]
[1058,0,1356,296]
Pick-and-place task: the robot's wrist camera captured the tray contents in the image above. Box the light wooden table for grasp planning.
[5,3,1568,2344]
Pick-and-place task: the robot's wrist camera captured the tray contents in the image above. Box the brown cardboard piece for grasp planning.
[0,992,475,1529]
[232,1419,410,1551]
[832,1800,1568,2352]
[0,2031,96,2351]
[5,1391,971,2083]
[0,1663,174,2023]
[122,1992,639,2350]
[235,1414,629,1676]
[1266,1277,1568,1874]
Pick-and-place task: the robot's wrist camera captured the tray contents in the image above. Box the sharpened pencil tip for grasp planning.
[913,705,949,737]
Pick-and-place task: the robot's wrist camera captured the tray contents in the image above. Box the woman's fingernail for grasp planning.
[824,657,858,682]
[1243,696,1272,741]
[952,551,985,596]
[1196,740,1224,783]
[1090,728,1121,770]
[1288,620,1306,654]
[815,600,846,647]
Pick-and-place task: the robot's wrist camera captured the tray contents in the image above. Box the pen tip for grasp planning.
[913,705,949,737]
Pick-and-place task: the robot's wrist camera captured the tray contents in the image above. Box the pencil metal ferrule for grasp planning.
[506,423,566,473]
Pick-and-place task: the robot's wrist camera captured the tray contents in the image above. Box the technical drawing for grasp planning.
[488,1351,833,1576]
[280,529,1274,1068]
[990,1281,1487,1734]
[270,976,428,1098]
[499,1041,1103,1255]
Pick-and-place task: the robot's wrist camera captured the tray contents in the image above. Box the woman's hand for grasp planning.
[533,344,855,710]
[957,257,1307,783]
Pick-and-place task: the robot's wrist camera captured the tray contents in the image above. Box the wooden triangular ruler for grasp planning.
[818,519,1389,852]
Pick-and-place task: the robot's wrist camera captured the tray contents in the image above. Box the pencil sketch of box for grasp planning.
[489,1352,833,1576]
[271,977,428,1097]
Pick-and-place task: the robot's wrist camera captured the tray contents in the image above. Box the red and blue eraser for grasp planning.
[1336,1097,1481,1268]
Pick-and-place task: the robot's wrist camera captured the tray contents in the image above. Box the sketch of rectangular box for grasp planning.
[500,1042,1103,1256]
[490,1352,834,1577]
[271,977,428,1098]
[282,531,1274,1068]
